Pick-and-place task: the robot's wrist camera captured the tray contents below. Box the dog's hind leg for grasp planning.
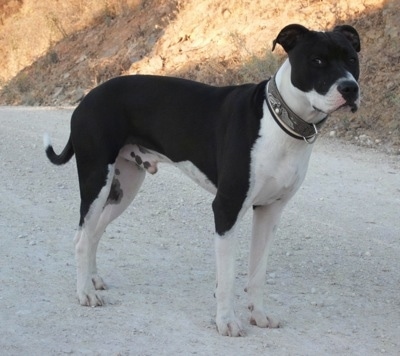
[246,203,284,328]
[73,161,115,306]
[74,156,145,306]
[91,157,146,289]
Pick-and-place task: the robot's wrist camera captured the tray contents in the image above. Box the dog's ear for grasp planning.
[333,25,361,52]
[272,24,309,52]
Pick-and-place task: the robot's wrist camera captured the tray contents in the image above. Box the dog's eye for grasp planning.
[348,57,357,64]
[311,57,325,66]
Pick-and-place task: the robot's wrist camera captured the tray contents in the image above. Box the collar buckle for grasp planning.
[303,124,318,144]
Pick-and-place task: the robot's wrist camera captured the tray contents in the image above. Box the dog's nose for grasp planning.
[337,80,359,101]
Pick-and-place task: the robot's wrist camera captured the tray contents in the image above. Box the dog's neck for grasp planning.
[266,60,328,143]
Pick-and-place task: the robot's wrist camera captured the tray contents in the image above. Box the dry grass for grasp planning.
[0,0,141,83]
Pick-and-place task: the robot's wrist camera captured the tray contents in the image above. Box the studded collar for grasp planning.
[266,76,328,143]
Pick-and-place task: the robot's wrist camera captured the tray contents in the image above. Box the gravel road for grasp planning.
[0,107,399,355]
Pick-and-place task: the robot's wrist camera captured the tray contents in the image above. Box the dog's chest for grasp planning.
[247,108,313,206]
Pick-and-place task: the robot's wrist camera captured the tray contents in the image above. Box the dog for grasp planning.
[44,24,360,336]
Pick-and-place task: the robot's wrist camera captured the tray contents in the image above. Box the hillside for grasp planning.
[0,0,399,151]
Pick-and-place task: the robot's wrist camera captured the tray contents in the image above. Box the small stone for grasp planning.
[222,9,231,18]
[148,56,163,71]
[359,134,373,146]
[310,301,324,307]
[76,55,87,64]
[53,87,64,98]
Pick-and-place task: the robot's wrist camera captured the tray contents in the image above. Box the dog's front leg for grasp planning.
[215,234,244,336]
[246,203,284,329]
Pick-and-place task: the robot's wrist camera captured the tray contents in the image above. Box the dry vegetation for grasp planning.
[0,0,399,151]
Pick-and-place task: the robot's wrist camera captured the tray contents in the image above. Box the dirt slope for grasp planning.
[0,0,399,150]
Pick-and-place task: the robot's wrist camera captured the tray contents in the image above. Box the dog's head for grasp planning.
[273,24,361,115]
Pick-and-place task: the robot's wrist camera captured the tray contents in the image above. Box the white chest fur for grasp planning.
[247,101,313,207]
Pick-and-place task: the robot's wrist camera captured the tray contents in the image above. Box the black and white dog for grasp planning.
[44,24,360,336]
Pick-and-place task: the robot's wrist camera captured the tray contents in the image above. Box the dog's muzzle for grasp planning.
[337,80,359,112]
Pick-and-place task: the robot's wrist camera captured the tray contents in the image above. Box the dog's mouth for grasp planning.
[349,102,359,113]
[313,101,358,115]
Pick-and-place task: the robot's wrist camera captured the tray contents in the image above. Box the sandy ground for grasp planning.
[0,106,399,355]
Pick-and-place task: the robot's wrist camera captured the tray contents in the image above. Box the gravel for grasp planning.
[0,107,399,355]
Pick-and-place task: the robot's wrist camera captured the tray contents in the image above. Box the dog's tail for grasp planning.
[43,133,74,165]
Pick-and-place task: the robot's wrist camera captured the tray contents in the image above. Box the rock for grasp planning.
[70,88,85,104]
[76,55,87,64]
[52,86,64,98]
[358,134,373,146]
[222,8,231,18]
[148,56,163,71]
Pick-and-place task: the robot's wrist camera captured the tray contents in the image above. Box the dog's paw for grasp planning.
[216,315,245,337]
[92,275,107,290]
[77,289,104,307]
[249,307,280,328]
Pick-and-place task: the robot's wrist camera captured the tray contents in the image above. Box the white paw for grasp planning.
[92,275,107,290]
[216,315,245,337]
[77,289,104,307]
[249,306,280,328]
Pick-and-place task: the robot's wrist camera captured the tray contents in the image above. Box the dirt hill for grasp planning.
[0,0,399,152]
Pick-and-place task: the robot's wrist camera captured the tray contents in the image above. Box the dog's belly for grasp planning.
[174,161,217,194]
[119,144,217,194]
